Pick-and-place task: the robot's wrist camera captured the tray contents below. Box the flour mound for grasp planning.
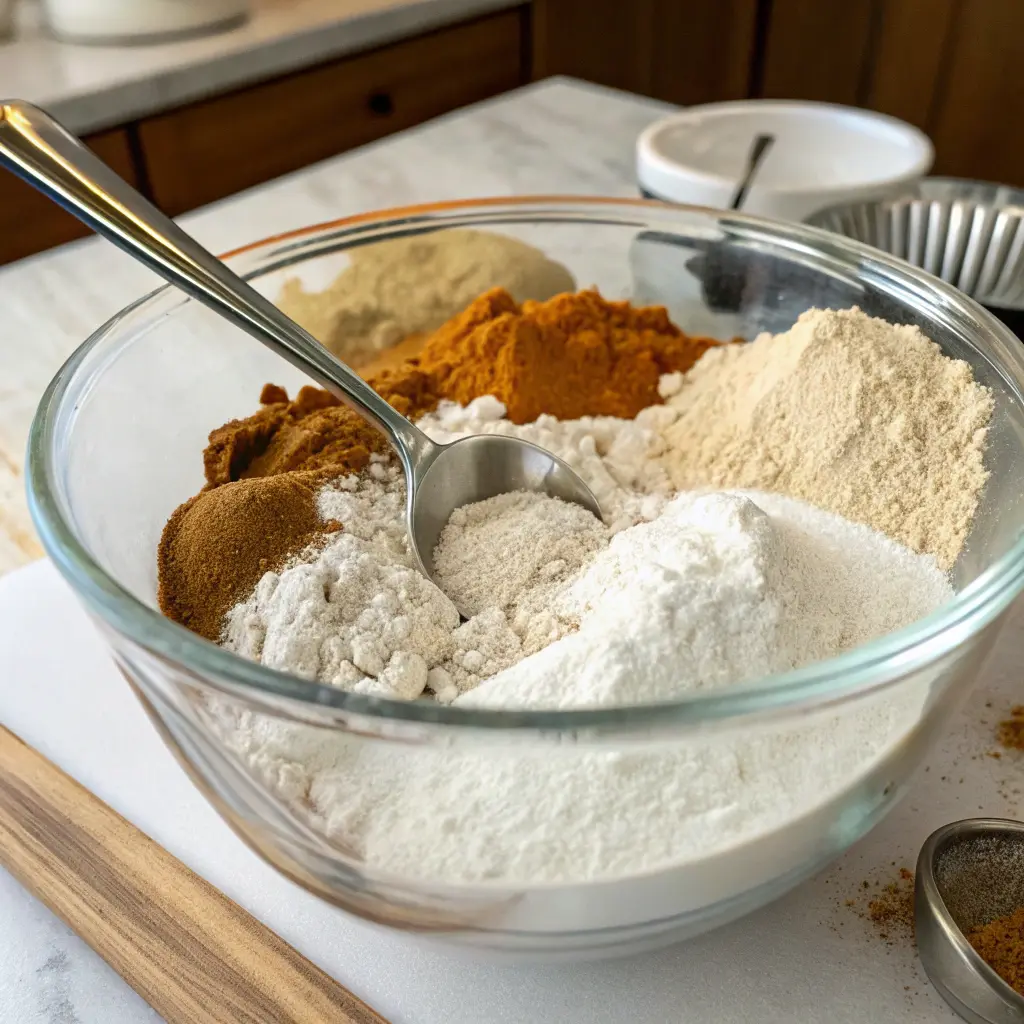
[659,307,993,569]
[418,396,674,533]
[434,489,607,636]
[459,491,952,710]
[223,398,676,700]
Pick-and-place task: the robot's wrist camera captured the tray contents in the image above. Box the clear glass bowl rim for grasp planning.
[26,196,1024,734]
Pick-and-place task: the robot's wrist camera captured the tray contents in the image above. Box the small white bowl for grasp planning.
[637,100,934,222]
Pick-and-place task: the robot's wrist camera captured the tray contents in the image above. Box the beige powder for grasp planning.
[278,229,575,364]
[661,307,993,570]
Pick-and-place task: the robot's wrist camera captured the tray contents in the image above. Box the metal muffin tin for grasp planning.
[807,178,1024,310]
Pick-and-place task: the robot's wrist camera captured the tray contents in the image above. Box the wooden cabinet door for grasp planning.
[0,129,138,265]
[758,0,876,106]
[533,0,757,105]
[137,10,526,216]
[929,0,1024,185]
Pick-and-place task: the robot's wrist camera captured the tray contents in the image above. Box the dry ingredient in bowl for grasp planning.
[224,391,951,705]
[209,674,925,884]
[161,289,716,636]
[163,291,995,887]
[660,307,993,569]
[277,229,576,364]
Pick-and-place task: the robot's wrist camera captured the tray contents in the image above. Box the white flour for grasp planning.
[209,663,927,885]
[224,396,672,699]
[215,392,953,884]
[459,490,949,710]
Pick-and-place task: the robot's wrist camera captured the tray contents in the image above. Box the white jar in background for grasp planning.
[43,0,249,44]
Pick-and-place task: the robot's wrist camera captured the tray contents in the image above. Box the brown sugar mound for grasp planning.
[158,289,719,637]
[416,287,716,424]
[204,370,440,487]
[157,473,334,641]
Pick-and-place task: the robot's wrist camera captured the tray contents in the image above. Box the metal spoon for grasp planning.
[729,132,775,211]
[0,101,602,609]
[916,817,1024,1023]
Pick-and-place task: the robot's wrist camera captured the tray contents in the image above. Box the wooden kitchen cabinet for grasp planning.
[755,0,958,129]
[756,0,1024,186]
[137,9,527,216]
[532,0,757,105]
[758,0,877,106]
[928,0,1024,185]
[0,128,139,265]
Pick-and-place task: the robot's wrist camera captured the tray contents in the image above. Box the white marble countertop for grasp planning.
[0,77,670,576]
[0,0,521,134]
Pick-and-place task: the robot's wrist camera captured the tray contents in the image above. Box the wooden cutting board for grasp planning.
[0,725,388,1024]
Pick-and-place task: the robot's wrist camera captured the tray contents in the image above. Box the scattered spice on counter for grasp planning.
[966,906,1024,995]
[842,867,917,946]
[867,868,917,941]
[277,229,576,365]
[998,706,1024,752]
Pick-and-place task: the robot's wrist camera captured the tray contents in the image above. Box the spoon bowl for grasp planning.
[0,100,603,610]
[408,433,603,585]
[916,818,1024,1024]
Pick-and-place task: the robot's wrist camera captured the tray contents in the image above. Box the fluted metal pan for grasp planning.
[807,178,1024,309]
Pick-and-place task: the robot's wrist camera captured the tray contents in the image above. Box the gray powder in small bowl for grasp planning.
[277,229,576,364]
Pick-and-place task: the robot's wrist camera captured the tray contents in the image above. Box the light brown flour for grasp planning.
[660,307,993,570]
[278,229,575,364]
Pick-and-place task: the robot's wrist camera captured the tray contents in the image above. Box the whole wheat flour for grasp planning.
[277,229,575,364]
[658,307,993,570]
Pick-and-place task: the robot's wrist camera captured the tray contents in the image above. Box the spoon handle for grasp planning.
[0,100,432,467]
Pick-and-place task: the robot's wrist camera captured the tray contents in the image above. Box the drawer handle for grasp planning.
[367,92,394,117]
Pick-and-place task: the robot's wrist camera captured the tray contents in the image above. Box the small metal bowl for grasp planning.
[806,178,1024,310]
[916,818,1024,1023]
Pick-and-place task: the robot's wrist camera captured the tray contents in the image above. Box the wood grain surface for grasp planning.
[0,725,388,1024]
[532,0,757,104]
[929,0,1024,186]
[0,128,139,267]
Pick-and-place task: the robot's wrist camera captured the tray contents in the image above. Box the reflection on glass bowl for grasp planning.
[27,198,1024,960]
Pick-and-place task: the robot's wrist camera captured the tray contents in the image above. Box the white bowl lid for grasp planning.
[637,100,934,199]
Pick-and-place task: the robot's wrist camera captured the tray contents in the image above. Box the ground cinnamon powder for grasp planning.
[157,473,336,640]
[158,288,717,639]
[866,868,916,941]
[966,906,1024,995]
[998,706,1024,752]
[416,287,716,423]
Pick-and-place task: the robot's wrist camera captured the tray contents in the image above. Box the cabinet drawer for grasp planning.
[0,128,138,265]
[138,9,526,216]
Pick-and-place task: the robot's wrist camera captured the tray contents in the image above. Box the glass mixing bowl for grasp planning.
[27,198,1024,961]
